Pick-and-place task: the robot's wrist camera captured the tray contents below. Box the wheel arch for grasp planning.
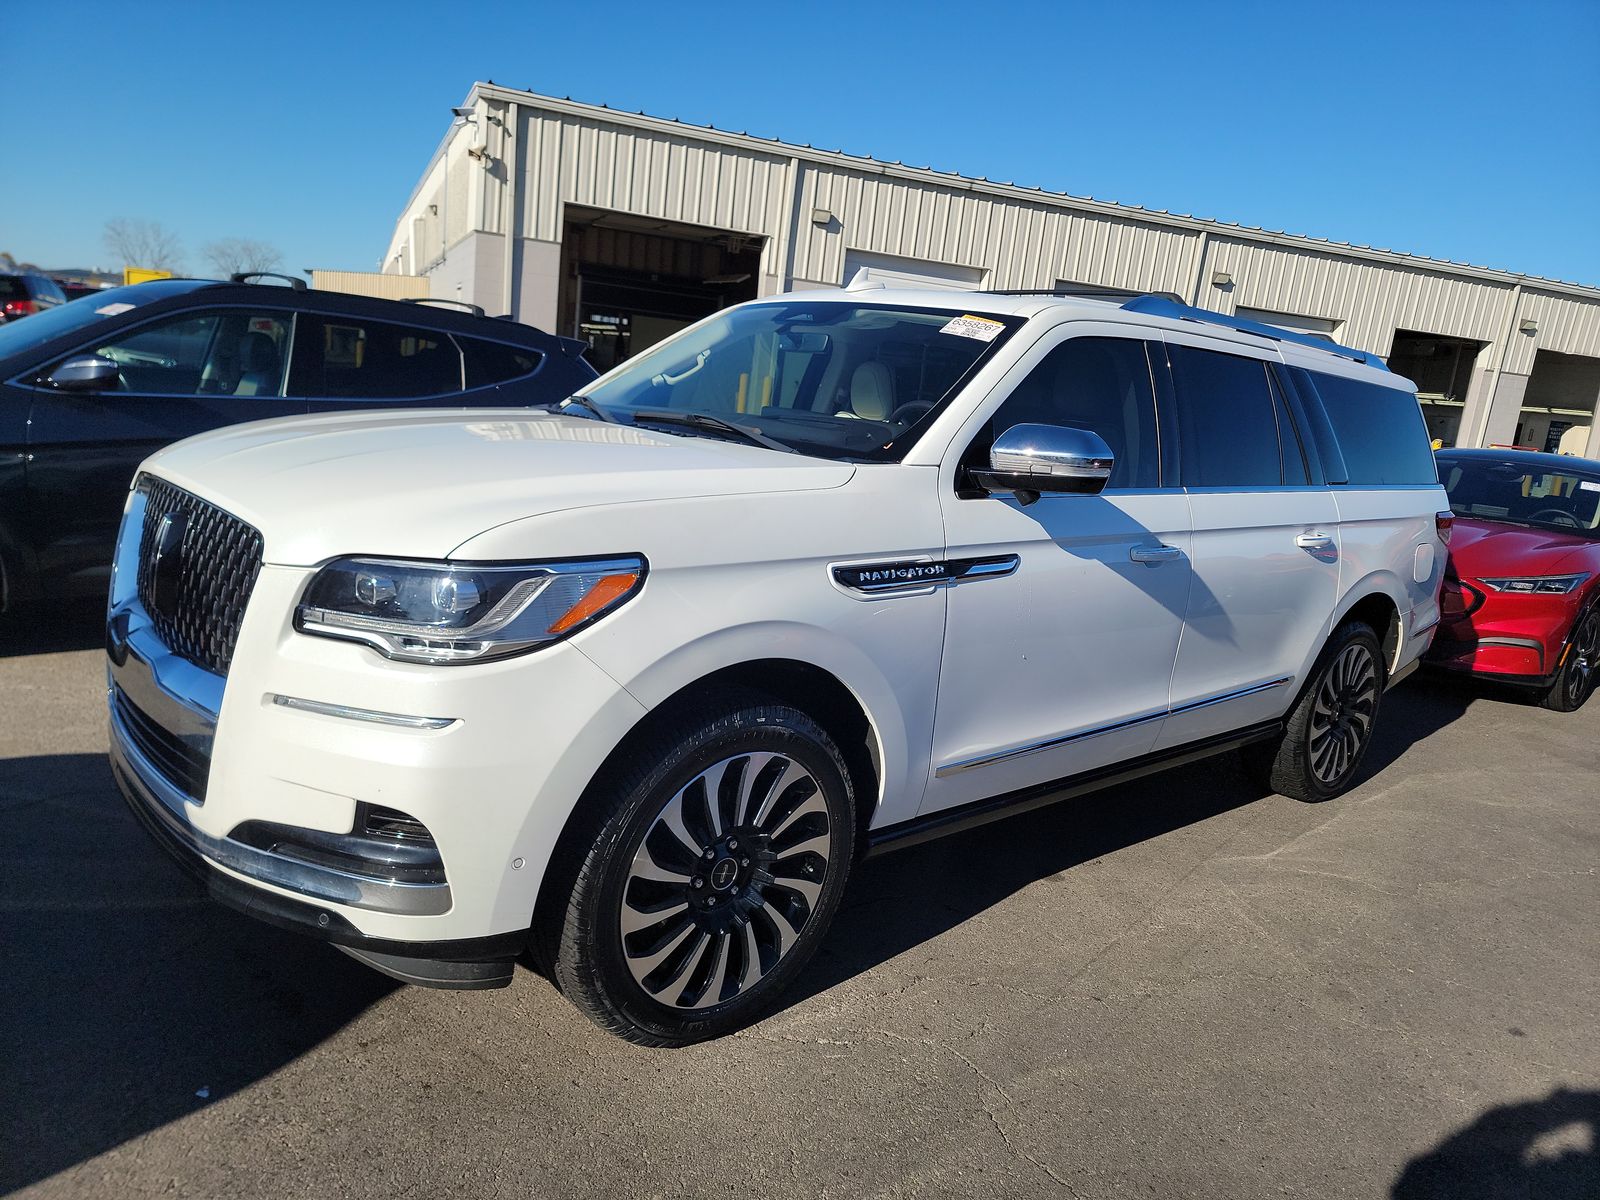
[528,645,901,966]
[1332,577,1405,675]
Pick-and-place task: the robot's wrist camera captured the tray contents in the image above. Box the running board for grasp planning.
[864,721,1283,858]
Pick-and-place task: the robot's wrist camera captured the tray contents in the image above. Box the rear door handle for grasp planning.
[1296,533,1335,550]
[1130,544,1183,564]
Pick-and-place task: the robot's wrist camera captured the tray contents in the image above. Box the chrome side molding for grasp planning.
[833,554,1019,595]
[935,676,1293,777]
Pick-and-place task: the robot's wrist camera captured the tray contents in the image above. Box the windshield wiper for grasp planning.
[630,410,794,453]
[547,395,618,423]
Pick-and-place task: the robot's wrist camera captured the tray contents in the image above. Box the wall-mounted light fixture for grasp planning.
[427,204,438,216]
[811,207,834,226]
[1211,270,1234,288]
[1518,317,1539,335]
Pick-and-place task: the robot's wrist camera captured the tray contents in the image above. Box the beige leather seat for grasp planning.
[846,361,895,420]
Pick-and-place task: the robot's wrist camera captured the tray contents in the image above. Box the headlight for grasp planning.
[1478,573,1589,595]
[296,555,645,664]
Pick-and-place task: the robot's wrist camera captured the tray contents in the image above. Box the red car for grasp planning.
[1429,448,1600,711]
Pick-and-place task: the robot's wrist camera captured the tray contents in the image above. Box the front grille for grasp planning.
[135,475,263,675]
[113,686,211,801]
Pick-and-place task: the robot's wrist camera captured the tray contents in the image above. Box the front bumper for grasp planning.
[105,485,650,976]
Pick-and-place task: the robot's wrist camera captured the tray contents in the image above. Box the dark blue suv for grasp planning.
[0,276,596,612]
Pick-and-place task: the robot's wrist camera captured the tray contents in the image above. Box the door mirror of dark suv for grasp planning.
[972,423,1115,504]
[43,354,120,392]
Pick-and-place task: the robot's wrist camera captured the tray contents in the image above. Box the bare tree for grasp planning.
[103,218,185,272]
[202,237,282,279]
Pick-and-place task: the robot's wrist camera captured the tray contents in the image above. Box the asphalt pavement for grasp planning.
[2,604,1596,1199]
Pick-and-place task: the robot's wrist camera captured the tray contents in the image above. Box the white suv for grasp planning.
[109,283,1448,1044]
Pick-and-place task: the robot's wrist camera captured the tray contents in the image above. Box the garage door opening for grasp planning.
[1386,330,1485,447]
[559,207,764,374]
[1515,349,1600,455]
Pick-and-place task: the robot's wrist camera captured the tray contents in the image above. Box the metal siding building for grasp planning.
[387,83,1600,455]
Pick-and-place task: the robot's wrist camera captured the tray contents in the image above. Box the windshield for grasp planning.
[1440,456,1600,538]
[0,281,209,361]
[580,301,1019,461]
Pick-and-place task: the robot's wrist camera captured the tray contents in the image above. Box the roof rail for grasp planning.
[979,284,1184,303]
[1120,295,1384,368]
[229,271,307,291]
[402,297,486,317]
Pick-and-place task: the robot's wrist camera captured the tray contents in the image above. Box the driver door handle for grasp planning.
[1296,533,1335,550]
[1130,544,1182,564]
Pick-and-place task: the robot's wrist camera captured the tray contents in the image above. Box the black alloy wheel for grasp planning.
[547,698,856,1046]
[1543,605,1600,713]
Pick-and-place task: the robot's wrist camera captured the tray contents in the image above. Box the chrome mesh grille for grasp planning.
[135,475,263,675]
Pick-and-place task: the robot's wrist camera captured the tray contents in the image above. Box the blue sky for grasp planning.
[4,0,1597,284]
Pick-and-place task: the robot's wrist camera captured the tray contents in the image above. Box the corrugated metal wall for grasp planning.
[390,88,1600,388]
[312,271,430,300]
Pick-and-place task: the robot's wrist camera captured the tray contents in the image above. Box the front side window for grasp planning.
[301,316,463,400]
[1440,457,1600,537]
[1306,371,1437,486]
[89,310,292,397]
[1170,345,1284,488]
[581,301,1019,461]
[977,336,1162,489]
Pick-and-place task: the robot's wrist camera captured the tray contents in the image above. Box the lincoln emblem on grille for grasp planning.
[150,512,188,615]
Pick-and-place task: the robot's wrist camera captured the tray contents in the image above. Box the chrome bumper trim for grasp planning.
[270,694,459,730]
[110,696,453,917]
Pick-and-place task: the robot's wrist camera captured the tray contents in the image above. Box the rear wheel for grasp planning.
[1541,605,1600,713]
[1244,621,1386,802]
[549,698,855,1046]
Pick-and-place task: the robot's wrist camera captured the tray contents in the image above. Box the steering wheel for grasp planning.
[1529,508,1580,528]
[888,400,935,425]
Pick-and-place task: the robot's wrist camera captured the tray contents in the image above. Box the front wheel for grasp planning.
[1244,621,1387,802]
[1541,605,1600,712]
[550,699,856,1046]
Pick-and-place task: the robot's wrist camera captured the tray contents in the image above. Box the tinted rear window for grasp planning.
[306,316,463,399]
[1307,372,1437,486]
[0,277,24,299]
[1170,345,1284,487]
[460,337,542,389]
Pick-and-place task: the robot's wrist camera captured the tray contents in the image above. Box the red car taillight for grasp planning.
[1435,511,1455,545]
[1,300,39,318]
[1440,576,1484,619]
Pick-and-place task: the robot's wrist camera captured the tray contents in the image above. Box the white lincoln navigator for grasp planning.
[109,282,1449,1044]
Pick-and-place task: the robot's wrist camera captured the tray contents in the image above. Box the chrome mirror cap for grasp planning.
[45,353,119,392]
[973,423,1115,501]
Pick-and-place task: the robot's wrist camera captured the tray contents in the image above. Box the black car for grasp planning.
[0,272,68,321]
[0,276,596,612]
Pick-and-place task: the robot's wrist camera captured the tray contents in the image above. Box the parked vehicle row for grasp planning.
[0,271,68,322]
[0,276,595,611]
[104,280,1457,1044]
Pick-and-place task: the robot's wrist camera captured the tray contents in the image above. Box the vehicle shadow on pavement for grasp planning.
[0,600,107,658]
[0,752,399,1194]
[1391,1087,1599,1199]
[782,671,1481,1012]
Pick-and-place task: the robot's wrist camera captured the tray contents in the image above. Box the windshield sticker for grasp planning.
[94,302,135,316]
[1581,481,1600,492]
[940,315,1005,342]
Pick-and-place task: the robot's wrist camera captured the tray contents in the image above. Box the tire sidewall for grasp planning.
[569,706,856,1044]
[1296,622,1388,801]
[1544,604,1600,713]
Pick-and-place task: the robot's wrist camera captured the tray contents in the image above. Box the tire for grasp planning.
[1540,604,1600,713]
[1244,620,1387,803]
[549,696,856,1046]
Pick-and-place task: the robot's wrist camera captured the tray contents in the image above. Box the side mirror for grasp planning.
[971,423,1115,504]
[44,354,120,392]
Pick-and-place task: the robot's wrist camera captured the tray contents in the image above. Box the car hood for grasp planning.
[141,408,855,564]
[1447,517,1600,580]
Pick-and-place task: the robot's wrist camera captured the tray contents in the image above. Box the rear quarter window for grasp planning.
[460,337,542,389]
[1308,372,1438,486]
